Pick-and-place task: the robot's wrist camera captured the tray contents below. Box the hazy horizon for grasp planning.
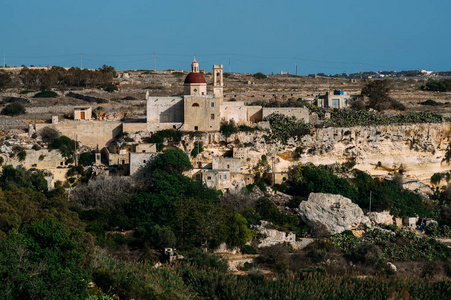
[2,0,450,74]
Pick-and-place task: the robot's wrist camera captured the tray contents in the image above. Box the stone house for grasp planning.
[74,106,92,121]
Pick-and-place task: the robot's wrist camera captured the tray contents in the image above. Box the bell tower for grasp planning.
[191,58,199,72]
[213,64,223,99]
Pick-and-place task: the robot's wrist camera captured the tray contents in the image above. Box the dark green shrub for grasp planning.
[149,129,184,144]
[242,245,257,254]
[104,84,118,92]
[19,90,34,94]
[190,141,204,158]
[420,99,441,106]
[187,250,228,272]
[2,102,26,116]
[220,119,238,137]
[253,72,267,79]
[431,173,442,185]
[421,79,451,92]
[78,152,94,166]
[17,150,26,161]
[33,90,58,98]
[49,135,78,157]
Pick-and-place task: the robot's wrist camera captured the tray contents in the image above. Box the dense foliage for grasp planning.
[18,65,116,90]
[361,79,406,111]
[287,165,434,218]
[330,225,451,262]
[39,127,79,157]
[421,79,451,92]
[220,119,238,137]
[0,164,92,298]
[91,250,451,300]
[0,70,12,91]
[264,113,312,143]
[324,110,442,127]
[33,90,58,98]
[0,219,91,299]
[2,102,26,116]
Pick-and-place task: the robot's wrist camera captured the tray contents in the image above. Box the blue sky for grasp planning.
[1,0,450,74]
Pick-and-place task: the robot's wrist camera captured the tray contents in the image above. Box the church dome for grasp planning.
[184,72,207,84]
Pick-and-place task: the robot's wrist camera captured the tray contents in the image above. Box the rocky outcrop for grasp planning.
[298,193,371,235]
[252,221,314,250]
[368,211,393,226]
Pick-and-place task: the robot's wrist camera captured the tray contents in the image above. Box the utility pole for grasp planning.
[273,154,276,185]
[295,57,297,76]
[360,62,362,79]
[80,53,82,69]
[228,53,231,73]
[153,52,156,71]
[74,134,78,166]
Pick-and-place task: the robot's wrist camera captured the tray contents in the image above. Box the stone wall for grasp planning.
[262,107,309,123]
[35,121,123,148]
[146,97,184,123]
[129,152,159,176]
[212,157,241,172]
[2,149,66,170]
[220,102,248,125]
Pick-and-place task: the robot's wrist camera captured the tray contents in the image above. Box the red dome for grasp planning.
[184,72,206,84]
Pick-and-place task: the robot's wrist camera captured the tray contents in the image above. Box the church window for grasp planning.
[192,103,199,107]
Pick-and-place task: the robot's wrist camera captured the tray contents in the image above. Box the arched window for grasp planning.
[192,103,200,107]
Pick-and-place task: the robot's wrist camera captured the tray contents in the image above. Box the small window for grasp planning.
[207,176,212,180]
[143,160,146,163]
[224,175,227,179]
[122,160,125,164]
[192,103,199,107]
[142,150,146,153]
[60,162,63,166]
[219,175,222,180]
[211,114,215,120]
[194,126,198,131]
[227,164,229,169]
[211,102,215,107]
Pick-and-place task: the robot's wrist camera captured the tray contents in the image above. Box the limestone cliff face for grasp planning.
[183,123,451,184]
[301,123,451,165]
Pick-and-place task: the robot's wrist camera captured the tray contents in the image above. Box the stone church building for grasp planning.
[146,59,309,132]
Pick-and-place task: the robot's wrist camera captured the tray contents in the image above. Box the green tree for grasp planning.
[220,119,238,138]
[226,213,252,248]
[149,149,192,174]
[0,165,48,192]
[0,70,12,91]
[254,72,267,79]
[78,152,94,166]
[361,80,405,111]
[0,218,90,299]
[2,103,26,116]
